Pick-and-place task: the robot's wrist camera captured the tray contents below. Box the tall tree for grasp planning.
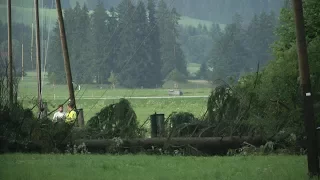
[91,0,109,84]
[116,0,138,87]
[105,7,120,75]
[147,0,163,87]
[72,3,91,83]
[132,1,153,88]
[246,12,277,69]
[47,4,91,84]
[47,21,64,84]
[158,0,187,79]
[209,14,249,81]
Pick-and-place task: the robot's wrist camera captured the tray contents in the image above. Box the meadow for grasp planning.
[0,154,311,180]
[19,71,212,124]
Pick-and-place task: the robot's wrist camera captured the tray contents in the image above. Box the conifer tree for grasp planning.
[147,0,163,87]
[157,0,187,80]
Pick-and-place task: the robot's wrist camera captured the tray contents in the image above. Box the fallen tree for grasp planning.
[73,136,265,155]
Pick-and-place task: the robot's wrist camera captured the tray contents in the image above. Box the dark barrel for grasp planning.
[150,113,165,138]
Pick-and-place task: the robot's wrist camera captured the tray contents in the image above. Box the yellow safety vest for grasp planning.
[65,110,77,124]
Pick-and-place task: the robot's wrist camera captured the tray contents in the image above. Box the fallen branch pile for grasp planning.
[74,136,264,155]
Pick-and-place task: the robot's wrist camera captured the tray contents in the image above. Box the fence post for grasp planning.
[77,108,84,128]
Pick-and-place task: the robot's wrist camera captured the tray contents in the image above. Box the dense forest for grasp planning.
[45,0,277,87]
[47,0,187,88]
[0,0,278,87]
[8,0,285,23]
[82,0,285,23]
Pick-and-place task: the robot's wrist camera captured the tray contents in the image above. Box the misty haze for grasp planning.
[1,0,320,179]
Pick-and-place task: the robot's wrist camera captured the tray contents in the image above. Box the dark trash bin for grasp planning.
[150,113,165,138]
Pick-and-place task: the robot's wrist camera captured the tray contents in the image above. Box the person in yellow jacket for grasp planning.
[65,102,77,124]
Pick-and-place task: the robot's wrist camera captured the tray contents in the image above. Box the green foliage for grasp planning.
[75,0,284,23]
[170,112,197,128]
[108,71,118,89]
[196,62,210,80]
[169,112,199,137]
[166,68,187,83]
[205,85,252,137]
[158,1,188,78]
[208,12,276,82]
[0,65,73,153]
[179,24,212,64]
[220,0,320,144]
[46,0,188,88]
[147,0,163,87]
[87,99,141,138]
[0,22,34,73]
[207,86,240,124]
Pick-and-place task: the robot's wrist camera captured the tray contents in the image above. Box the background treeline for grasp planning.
[0,21,36,75]
[46,0,278,87]
[13,0,285,23]
[0,0,279,88]
[47,0,186,88]
[84,0,284,23]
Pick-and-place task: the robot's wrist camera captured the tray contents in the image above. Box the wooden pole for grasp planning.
[292,0,319,177]
[77,109,84,128]
[31,23,34,70]
[55,0,76,108]
[42,39,46,87]
[7,0,13,108]
[40,102,48,119]
[34,0,42,111]
[21,44,24,80]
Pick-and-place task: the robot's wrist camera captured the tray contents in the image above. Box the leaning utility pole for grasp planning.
[7,0,13,108]
[292,0,319,177]
[21,44,24,80]
[55,0,76,107]
[31,23,34,70]
[34,0,42,111]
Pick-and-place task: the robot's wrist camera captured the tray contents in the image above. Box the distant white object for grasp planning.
[168,90,183,96]
[306,92,311,97]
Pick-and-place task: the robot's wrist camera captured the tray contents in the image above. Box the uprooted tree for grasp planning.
[86,98,145,139]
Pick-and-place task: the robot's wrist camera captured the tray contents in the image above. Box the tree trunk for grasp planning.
[74,136,264,155]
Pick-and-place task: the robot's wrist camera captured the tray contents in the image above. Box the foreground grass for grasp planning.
[0,154,309,180]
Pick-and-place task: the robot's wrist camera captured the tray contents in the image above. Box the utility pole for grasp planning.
[292,0,319,177]
[35,0,42,112]
[21,44,24,80]
[31,23,34,70]
[55,0,76,107]
[7,0,13,108]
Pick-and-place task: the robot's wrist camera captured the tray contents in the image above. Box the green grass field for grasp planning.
[187,63,201,74]
[0,154,310,180]
[19,70,212,124]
